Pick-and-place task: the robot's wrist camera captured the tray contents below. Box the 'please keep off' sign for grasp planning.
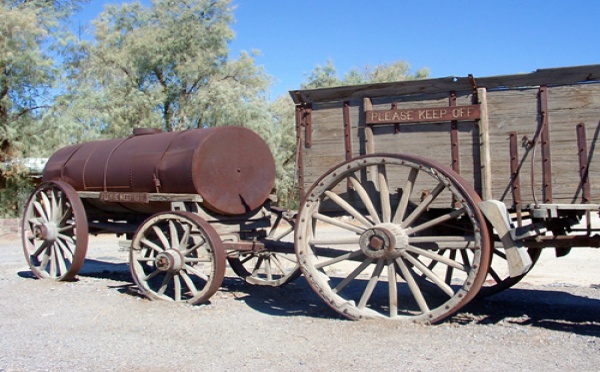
[366,105,480,125]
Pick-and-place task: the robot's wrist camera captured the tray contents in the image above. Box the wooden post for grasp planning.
[477,87,493,201]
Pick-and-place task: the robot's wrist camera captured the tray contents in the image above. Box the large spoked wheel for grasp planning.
[295,154,491,323]
[130,211,226,304]
[21,181,88,281]
[228,209,300,286]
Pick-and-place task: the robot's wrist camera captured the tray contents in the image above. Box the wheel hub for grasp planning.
[34,222,58,242]
[155,250,185,272]
[359,223,408,259]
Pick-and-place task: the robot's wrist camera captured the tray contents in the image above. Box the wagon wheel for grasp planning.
[478,244,541,297]
[21,181,88,281]
[130,211,226,304]
[227,208,300,286]
[295,154,491,323]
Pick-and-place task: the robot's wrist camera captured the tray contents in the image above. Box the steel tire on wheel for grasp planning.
[130,211,225,304]
[295,154,491,323]
[21,181,88,281]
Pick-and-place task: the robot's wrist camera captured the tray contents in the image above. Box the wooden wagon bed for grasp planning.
[291,64,600,209]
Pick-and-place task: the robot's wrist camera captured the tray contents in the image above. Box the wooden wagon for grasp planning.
[289,64,600,322]
[20,64,600,323]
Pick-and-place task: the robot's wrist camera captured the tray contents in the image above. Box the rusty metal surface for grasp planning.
[509,132,523,226]
[43,126,276,216]
[576,123,591,203]
[539,86,553,203]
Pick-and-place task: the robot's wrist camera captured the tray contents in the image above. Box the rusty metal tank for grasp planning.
[43,126,276,216]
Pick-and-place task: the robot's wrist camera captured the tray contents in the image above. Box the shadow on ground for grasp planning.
[18,258,600,336]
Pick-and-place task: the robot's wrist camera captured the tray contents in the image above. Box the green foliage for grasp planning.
[62,0,272,137]
[302,59,430,89]
[271,60,430,208]
[0,0,87,161]
[0,164,34,217]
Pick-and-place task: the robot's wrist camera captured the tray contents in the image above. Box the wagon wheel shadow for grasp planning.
[218,276,345,320]
[20,258,600,335]
[453,286,600,337]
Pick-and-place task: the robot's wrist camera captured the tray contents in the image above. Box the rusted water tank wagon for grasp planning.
[22,125,292,305]
[43,126,276,216]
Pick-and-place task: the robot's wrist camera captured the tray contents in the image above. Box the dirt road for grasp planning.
[1,234,599,371]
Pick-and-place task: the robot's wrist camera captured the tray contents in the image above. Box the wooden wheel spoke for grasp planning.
[40,192,53,223]
[55,237,74,262]
[405,245,469,272]
[49,245,58,277]
[182,236,207,256]
[52,243,68,275]
[57,233,75,246]
[140,238,164,253]
[324,190,374,227]
[251,257,265,276]
[350,176,381,224]
[314,249,364,270]
[401,251,455,297]
[332,257,374,294]
[406,207,466,235]
[184,257,212,263]
[31,240,49,258]
[358,259,384,309]
[377,167,391,223]
[179,224,191,249]
[152,226,170,249]
[387,260,398,318]
[393,167,419,224]
[169,220,180,249]
[444,250,457,284]
[157,272,173,297]
[492,247,507,260]
[401,182,446,228]
[184,264,210,282]
[396,257,430,313]
[309,236,360,246]
[312,212,365,234]
[488,267,503,284]
[33,201,49,222]
[142,267,162,282]
[180,270,199,296]
[173,274,182,302]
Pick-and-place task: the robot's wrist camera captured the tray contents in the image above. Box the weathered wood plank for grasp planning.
[291,64,600,104]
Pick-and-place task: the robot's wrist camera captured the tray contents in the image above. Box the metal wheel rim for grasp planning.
[21,181,88,281]
[130,211,225,304]
[295,154,491,323]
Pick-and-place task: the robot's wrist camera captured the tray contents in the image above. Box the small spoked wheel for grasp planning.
[295,154,491,323]
[21,181,88,281]
[228,249,300,286]
[130,211,225,304]
[228,210,300,286]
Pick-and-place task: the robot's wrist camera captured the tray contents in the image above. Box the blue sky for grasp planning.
[75,1,600,99]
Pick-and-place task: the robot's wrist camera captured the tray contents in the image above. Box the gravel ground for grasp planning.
[1,234,599,371]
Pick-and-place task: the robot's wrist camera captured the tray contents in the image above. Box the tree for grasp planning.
[62,0,273,137]
[272,60,430,207]
[0,0,87,216]
[302,59,429,89]
[0,0,86,160]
